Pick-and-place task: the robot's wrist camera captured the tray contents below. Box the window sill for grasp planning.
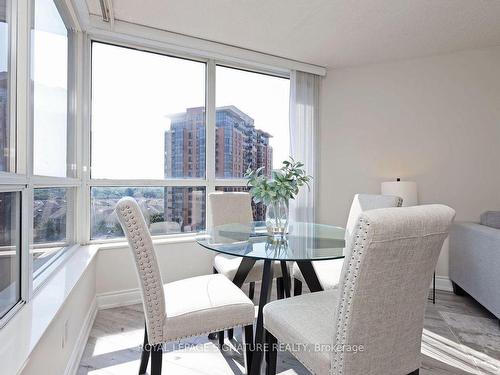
[90,233,199,251]
[33,244,79,292]
[0,245,99,375]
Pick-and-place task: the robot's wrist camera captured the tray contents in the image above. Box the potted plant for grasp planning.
[245,158,311,237]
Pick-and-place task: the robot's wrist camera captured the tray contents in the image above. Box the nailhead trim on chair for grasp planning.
[117,201,166,345]
[166,322,253,342]
[331,217,371,375]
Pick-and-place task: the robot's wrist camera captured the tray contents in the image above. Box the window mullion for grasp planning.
[206,59,216,192]
[205,60,216,228]
[81,34,92,244]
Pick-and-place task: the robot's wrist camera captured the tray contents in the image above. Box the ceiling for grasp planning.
[85,0,500,68]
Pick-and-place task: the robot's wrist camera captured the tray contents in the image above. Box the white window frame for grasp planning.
[27,0,82,288]
[84,37,290,244]
[0,0,30,327]
[0,0,83,321]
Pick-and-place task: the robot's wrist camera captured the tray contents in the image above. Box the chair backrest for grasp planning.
[115,197,166,345]
[332,204,455,375]
[344,194,403,252]
[208,192,253,227]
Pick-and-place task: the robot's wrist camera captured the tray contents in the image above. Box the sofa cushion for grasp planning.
[480,211,500,229]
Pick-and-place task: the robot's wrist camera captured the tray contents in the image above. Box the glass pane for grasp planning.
[215,186,265,221]
[91,186,206,240]
[32,187,68,274]
[91,43,206,179]
[0,0,13,172]
[32,0,69,177]
[0,191,21,318]
[215,66,290,178]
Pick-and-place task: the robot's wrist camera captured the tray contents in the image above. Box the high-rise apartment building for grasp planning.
[164,106,273,229]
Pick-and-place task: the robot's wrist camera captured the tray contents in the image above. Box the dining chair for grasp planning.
[209,192,287,340]
[115,197,255,375]
[263,204,455,375]
[292,193,403,294]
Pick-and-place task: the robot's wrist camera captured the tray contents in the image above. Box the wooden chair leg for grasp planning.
[218,330,225,348]
[139,323,150,375]
[294,278,302,296]
[249,281,255,300]
[243,324,254,374]
[265,330,278,375]
[277,277,284,299]
[151,344,163,375]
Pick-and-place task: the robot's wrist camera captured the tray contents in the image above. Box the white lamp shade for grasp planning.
[381,180,418,207]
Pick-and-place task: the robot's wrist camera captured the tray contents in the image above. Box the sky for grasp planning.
[91,42,290,180]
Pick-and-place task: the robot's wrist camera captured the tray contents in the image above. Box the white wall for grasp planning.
[318,46,500,280]
[96,240,214,297]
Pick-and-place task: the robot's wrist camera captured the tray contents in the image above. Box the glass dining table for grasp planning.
[196,221,346,375]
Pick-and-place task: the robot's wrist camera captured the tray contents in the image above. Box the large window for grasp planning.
[0,0,77,324]
[29,0,75,279]
[215,66,290,178]
[90,42,290,241]
[91,42,206,180]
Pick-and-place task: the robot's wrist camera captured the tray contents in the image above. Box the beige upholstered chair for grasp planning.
[210,192,286,294]
[115,197,255,375]
[264,204,455,375]
[292,193,403,293]
[209,192,286,341]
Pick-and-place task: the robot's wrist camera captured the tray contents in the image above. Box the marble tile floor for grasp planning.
[78,288,500,375]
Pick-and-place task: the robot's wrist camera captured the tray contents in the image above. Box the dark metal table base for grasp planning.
[211,257,321,374]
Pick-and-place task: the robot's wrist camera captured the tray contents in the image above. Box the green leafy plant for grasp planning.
[244,158,312,206]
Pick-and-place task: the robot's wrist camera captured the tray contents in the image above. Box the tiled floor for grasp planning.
[78,287,500,375]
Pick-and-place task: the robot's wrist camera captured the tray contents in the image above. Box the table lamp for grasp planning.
[381,178,418,206]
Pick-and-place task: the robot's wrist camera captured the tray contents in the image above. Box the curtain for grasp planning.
[289,70,320,223]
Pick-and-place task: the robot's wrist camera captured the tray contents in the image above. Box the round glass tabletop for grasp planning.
[196,222,346,261]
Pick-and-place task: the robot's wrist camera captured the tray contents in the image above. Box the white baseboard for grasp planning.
[64,298,97,375]
[434,276,453,292]
[96,288,142,310]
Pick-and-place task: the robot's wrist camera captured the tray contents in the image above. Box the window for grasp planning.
[31,0,71,177]
[90,42,290,241]
[91,186,205,239]
[215,186,265,221]
[215,66,290,178]
[91,42,206,180]
[0,0,13,172]
[32,188,71,275]
[29,0,76,280]
[0,191,21,319]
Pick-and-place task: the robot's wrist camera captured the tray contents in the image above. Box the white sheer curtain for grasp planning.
[289,70,320,223]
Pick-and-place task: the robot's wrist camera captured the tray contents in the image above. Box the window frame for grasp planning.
[0,0,30,327]
[85,38,290,243]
